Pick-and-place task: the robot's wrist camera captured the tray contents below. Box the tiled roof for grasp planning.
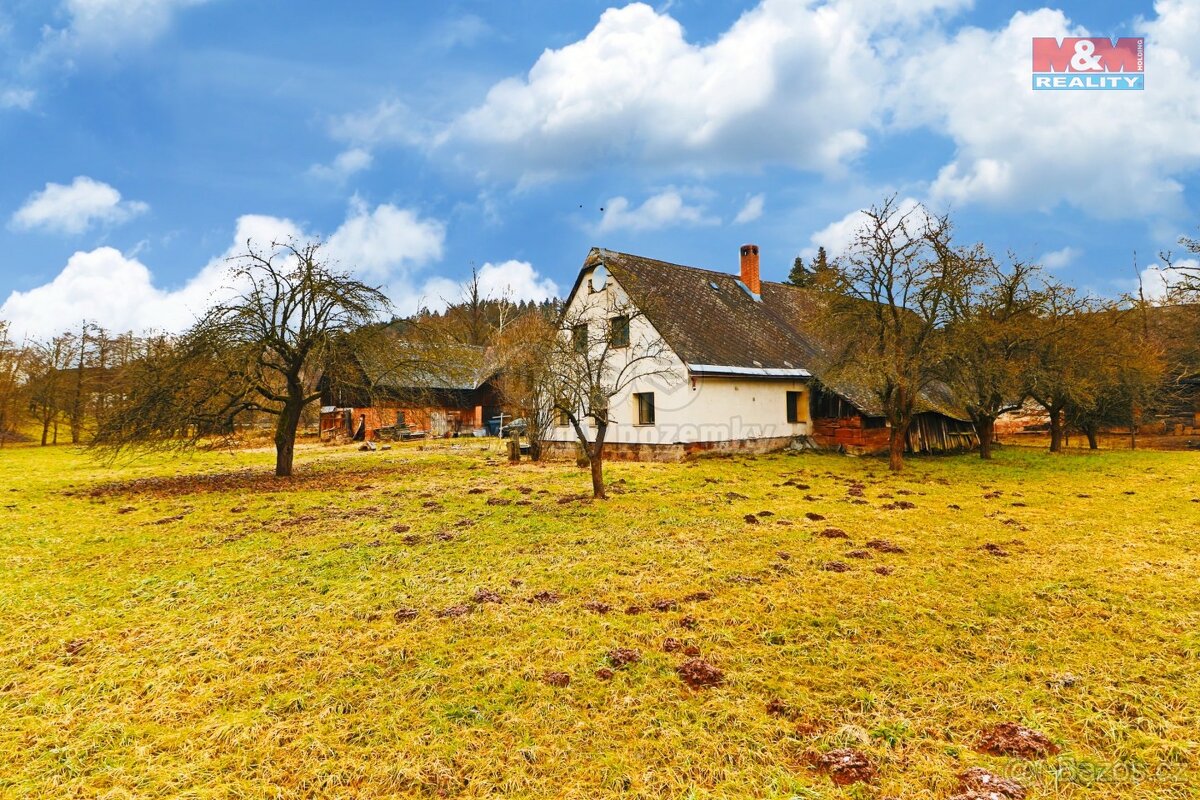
[590,248,970,420]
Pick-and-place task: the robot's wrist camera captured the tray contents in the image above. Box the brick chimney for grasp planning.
[739,244,761,296]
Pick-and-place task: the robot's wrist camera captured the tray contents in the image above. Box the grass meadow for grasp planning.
[0,440,1198,798]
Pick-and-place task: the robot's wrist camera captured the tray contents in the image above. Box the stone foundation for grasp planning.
[540,436,798,462]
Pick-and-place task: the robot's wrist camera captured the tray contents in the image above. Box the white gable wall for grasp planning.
[544,268,811,447]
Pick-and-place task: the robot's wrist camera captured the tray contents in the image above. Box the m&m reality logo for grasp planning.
[1032,37,1144,90]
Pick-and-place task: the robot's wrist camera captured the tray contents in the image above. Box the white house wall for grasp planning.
[545,268,812,446]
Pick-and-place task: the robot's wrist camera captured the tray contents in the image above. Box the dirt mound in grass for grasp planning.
[865,539,905,553]
[820,561,852,573]
[981,543,1010,557]
[818,527,849,539]
[582,600,611,614]
[528,590,561,605]
[808,748,875,786]
[471,589,503,604]
[677,658,724,688]
[393,607,419,622]
[542,672,570,687]
[437,604,470,618]
[606,648,641,668]
[951,767,1026,799]
[976,723,1060,759]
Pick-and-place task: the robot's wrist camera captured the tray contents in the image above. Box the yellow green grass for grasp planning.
[1,441,1198,798]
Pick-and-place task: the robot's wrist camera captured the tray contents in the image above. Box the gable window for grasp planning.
[554,399,571,427]
[609,315,630,348]
[571,323,588,353]
[634,392,655,426]
[786,390,808,424]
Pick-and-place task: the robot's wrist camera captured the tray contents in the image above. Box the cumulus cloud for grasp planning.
[0,214,299,339]
[802,196,929,259]
[733,193,765,224]
[1,202,448,339]
[596,188,719,233]
[472,260,559,302]
[1039,246,1080,271]
[443,0,965,181]
[308,147,374,183]
[325,197,445,280]
[1137,259,1199,301]
[895,5,1200,215]
[0,199,564,339]
[10,176,148,235]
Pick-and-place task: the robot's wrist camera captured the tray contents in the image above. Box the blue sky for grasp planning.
[1,0,1197,338]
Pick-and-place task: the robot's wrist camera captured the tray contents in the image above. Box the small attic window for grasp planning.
[708,281,719,290]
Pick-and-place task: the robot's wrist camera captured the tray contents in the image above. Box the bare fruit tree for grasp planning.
[548,290,676,499]
[822,196,985,472]
[94,240,390,477]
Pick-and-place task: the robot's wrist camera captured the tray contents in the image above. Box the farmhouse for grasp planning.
[543,246,978,460]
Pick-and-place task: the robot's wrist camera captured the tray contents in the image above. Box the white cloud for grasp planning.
[473,260,559,302]
[1039,246,1079,271]
[0,213,298,339]
[1,201,450,339]
[733,193,765,224]
[802,196,928,260]
[1,88,35,110]
[331,99,428,149]
[1137,259,1199,301]
[47,0,212,53]
[308,147,373,182]
[325,197,445,280]
[596,188,719,234]
[895,5,1200,215]
[10,176,148,235]
[443,0,964,181]
[434,13,491,49]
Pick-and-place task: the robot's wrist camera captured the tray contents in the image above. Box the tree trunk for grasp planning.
[274,401,303,478]
[977,416,995,460]
[1048,408,1064,453]
[887,421,907,472]
[589,422,608,499]
[1085,428,1099,450]
[40,416,49,446]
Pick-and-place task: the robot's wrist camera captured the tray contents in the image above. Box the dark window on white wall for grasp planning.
[609,315,630,348]
[786,391,804,424]
[571,323,588,353]
[635,392,655,425]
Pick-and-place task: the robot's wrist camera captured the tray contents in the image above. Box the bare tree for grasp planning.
[1022,284,1106,453]
[823,196,985,471]
[26,334,74,446]
[94,240,390,476]
[943,255,1047,458]
[0,322,25,446]
[494,311,559,461]
[547,291,676,499]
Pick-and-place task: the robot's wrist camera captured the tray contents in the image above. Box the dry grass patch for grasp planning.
[0,441,1197,797]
